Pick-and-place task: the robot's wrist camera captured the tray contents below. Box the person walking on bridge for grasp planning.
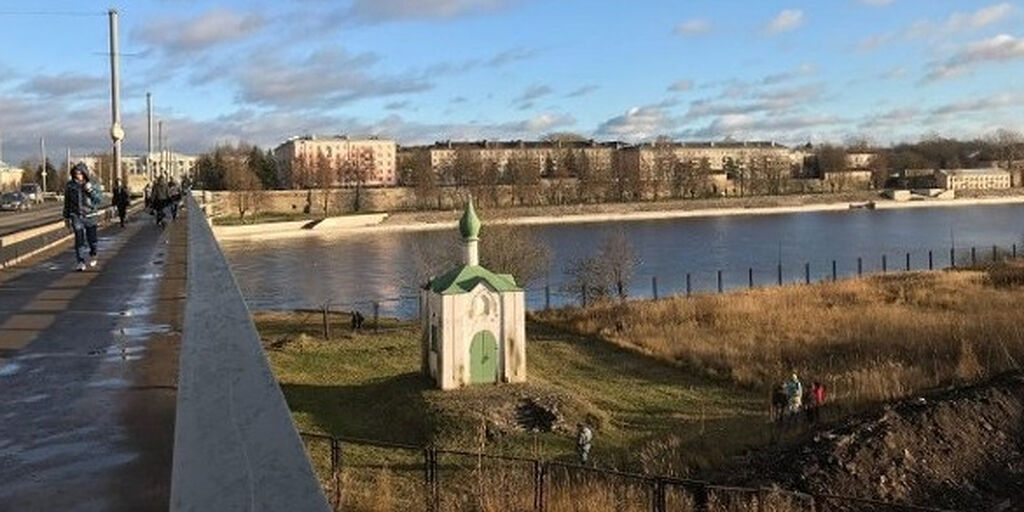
[113,178,130,227]
[62,163,104,271]
[151,175,170,227]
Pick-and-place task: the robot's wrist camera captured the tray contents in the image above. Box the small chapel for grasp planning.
[420,200,527,390]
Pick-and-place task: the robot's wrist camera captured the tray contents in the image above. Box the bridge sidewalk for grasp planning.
[0,210,186,512]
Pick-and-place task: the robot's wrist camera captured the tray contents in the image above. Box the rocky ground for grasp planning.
[725,372,1024,511]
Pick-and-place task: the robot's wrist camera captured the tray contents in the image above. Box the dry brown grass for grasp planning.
[537,269,1024,406]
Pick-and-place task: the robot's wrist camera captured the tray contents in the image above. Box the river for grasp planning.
[219,203,1024,317]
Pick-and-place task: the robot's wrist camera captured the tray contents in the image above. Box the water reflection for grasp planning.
[221,204,1024,317]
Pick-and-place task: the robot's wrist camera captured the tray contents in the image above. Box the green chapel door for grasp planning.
[469,330,498,384]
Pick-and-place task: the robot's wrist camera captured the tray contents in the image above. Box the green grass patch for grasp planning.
[258,310,772,475]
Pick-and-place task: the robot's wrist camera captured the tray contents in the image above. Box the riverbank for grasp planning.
[212,190,1024,241]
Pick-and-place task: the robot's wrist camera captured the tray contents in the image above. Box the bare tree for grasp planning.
[508,152,541,206]
[224,152,264,221]
[410,224,551,287]
[598,230,638,299]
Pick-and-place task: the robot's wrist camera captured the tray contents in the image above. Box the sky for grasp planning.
[0,0,1023,164]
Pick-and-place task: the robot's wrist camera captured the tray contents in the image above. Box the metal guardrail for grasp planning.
[300,433,961,512]
[170,196,330,511]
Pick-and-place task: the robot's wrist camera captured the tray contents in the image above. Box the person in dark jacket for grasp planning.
[151,175,171,226]
[112,178,131,227]
[63,163,104,271]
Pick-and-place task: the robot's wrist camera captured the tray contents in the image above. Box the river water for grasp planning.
[220,204,1024,317]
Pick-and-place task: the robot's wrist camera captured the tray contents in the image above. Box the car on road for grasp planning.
[20,183,43,204]
[1,191,31,211]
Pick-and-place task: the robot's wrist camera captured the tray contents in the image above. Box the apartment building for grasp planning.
[937,168,1011,190]
[400,140,625,181]
[274,135,397,188]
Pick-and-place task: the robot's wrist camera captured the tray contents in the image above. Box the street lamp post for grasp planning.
[108,9,124,184]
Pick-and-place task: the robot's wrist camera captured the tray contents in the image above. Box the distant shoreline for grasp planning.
[212,194,1024,241]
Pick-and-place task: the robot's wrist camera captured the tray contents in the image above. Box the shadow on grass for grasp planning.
[282,371,434,445]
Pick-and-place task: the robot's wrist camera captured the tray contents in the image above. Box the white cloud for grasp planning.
[565,85,599,98]
[910,2,1014,38]
[235,47,433,108]
[930,92,1024,116]
[925,34,1024,81]
[860,0,895,6]
[134,8,265,54]
[513,84,553,104]
[19,73,106,99]
[668,80,694,93]
[766,9,804,34]
[675,19,711,36]
[343,0,521,23]
[595,106,676,141]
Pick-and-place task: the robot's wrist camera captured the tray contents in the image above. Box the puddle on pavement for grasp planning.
[0,362,23,377]
[116,324,171,338]
[86,378,130,389]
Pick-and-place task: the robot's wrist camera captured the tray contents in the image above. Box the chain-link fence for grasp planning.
[298,433,959,512]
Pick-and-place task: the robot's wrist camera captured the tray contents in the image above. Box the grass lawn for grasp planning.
[256,311,768,475]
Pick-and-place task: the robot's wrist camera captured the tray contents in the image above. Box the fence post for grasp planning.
[653,478,666,512]
[373,302,380,332]
[694,483,709,512]
[581,284,588,308]
[533,460,543,512]
[748,268,753,289]
[717,270,723,293]
[831,260,837,282]
[776,264,782,286]
[1014,243,1018,259]
[971,246,976,265]
[857,257,862,276]
[331,438,342,511]
[993,244,998,262]
[804,263,810,284]
[652,276,658,300]
[905,252,910,271]
[544,285,550,310]
[929,250,933,270]
[428,447,439,512]
[322,304,330,341]
[686,273,691,297]
[951,247,956,268]
[882,254,887,273]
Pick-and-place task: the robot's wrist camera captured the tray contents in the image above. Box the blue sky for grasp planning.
[1,0,1022,162]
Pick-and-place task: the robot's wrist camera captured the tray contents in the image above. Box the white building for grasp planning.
[0,161,24,191]
[937,168,1011,190]
[420,200,527,390]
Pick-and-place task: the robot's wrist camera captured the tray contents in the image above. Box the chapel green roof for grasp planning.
[428,265,520,295]
[458,199,481,240]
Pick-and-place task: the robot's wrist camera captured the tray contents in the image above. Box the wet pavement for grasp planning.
[0,211,186,511]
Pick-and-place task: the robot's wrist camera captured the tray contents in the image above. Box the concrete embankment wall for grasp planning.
[171,197,330,511]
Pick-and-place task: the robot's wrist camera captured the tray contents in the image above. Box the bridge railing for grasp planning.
[170,196,330,511]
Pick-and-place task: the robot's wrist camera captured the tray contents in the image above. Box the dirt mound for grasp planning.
[733,372,1024,511]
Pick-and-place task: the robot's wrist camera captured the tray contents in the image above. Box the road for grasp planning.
[0,203,65,235]
[0,211,185,511]
[0,200,113,236]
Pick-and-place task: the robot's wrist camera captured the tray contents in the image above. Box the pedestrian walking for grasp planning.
[576,423,593,464]
[168,178,181,221]
[151,175,170,227]
[112,178,130,227]
[62,163,104,271]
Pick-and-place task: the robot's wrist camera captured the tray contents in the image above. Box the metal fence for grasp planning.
[271,241,1022,329]
[298,433,958,512]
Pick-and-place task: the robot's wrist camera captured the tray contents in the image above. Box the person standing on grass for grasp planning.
[62,163,104,271]
[784,373,803,421]
[112,178,130,227]
[576,423,593,464]
[807,381,826,424]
